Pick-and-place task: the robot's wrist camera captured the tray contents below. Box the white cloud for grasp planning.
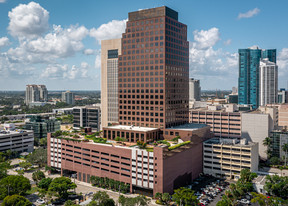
[90,19,127,44]
[41,62,90,80]
[0,0,6,3]
[224,39,232,45]
[0,37,9,47]
[238,8,260,19]
[8,2,49,38]
[7,24,89,63]
[278,48,288,77]
[192,27,220,50]
[83,49,94,55]
[189,28,238,89]
[94,52,101,69]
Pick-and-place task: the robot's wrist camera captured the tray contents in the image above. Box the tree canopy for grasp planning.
[32,170,45,184]
[172,187,198,206]
[264,175,288,199]
[48,177,77,199]
[38,177,52,190]
[2,195,32,206]
[0,175,31,200]
[27,148,47,167]
[118,195,150,206]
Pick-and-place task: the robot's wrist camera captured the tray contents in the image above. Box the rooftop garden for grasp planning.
[168,141,191,151]
[52,130,109,144]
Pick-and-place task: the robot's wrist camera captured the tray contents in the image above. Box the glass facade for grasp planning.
[25,116,60,139]
[238,48,276,109]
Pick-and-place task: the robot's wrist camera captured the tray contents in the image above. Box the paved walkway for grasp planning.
[74,179,158,205]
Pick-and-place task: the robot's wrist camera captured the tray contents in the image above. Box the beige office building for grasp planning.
[203,138,259,180]
[101,39,122,128]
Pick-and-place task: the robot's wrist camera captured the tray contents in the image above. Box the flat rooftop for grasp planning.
[0,129,33,136]
[165,123,207,131]
[204,138,257,146]
[104,125,159,132]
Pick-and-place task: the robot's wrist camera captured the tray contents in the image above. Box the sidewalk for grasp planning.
[74,179,158,205]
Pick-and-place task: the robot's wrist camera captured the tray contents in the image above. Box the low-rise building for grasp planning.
[270,130,288,159]
[47,124,211,195]
[203,138,259,180]
[25,115,60,140]
[73,106,101,131]
[0,129,34,153]
[52,108,73,115]
[190,105,277,159]
[189,105,242,138]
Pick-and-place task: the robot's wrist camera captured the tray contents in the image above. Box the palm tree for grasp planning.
[263,137,272,158]
[282,143,288,166]
[90,176,96,186]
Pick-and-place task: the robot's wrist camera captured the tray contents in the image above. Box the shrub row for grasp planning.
[168,141,191,151]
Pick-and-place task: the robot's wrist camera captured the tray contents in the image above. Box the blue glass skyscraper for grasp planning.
[238,46,276,109]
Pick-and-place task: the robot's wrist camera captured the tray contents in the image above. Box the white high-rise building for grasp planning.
[25,84,48,105]
[62,91,75,105]
[101,39,121,128]
[259,58,278,106]
[189,78,201,101]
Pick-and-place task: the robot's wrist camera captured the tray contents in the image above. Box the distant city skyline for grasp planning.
[0,0,288,90]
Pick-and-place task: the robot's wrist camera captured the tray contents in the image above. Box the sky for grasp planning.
[0,0,288,91]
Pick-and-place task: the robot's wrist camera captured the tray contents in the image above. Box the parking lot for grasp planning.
[184,175,229,206]
[185,175,254,206]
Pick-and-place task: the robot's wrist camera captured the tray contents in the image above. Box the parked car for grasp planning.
[36,199,45,204]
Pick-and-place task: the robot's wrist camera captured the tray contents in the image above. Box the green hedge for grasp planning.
[157,140,171,147]
[168,141,191,151]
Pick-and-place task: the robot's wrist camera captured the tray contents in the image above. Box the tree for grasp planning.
[118,195,149,206]
[92,191,110,204]
[264,175,288,199]
[19,161,32,171]
[64,200,79,206]
[90,176,97,186]
[48,177,77,199]
[27,148,47,167]
[263,137,272,158]
[32,170,45,184]
[162,193,171,204]
[154,193,170,205]
[0,155,11,179]
[270,156,280,165]
[99,198,115,206]
[2,195,32,206]
[39,138,47,148]
[38,177,52,190]
[251,192,287,206]
[0,175,31,199]
[5,150,13,159]
[172,187,198,206]
[282,143,288,166]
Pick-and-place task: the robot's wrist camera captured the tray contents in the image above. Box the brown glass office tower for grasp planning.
[118,6,189,129]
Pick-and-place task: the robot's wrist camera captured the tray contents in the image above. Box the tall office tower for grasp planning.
[189,78,201,101]
[238,46,276,109]
[38,85,48,102]
[259,58,278,106]
[118,6,189,129]
[25,84,48,105]
[101,39,121,128]
[62,91,75,105]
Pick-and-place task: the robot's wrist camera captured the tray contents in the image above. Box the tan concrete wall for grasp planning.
[101,39,121,128]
